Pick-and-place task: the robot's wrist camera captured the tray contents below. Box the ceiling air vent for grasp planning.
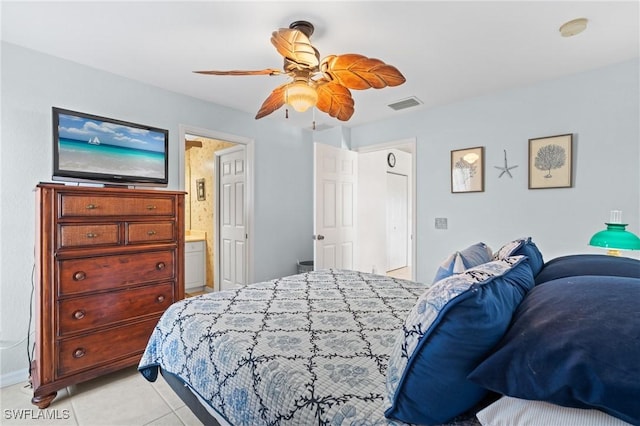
[388,96,423,111]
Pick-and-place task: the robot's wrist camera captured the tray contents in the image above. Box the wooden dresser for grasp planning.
[31,183,185,408]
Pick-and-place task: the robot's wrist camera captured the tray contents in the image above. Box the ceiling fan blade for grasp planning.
[316,82,355,121]
[255,84,287,119]
[320,54,406,90]
[193,69,283,76]
[271,28,319,69]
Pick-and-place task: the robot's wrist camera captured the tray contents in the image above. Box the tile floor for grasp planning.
[386,266,412,280]
[0,366,204,425]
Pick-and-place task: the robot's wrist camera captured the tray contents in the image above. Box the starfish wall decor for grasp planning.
[495,149,518,178]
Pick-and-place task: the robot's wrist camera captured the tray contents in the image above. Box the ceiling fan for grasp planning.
[194,20,406,122]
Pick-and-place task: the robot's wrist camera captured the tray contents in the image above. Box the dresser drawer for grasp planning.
[57,282,174,336]
[58,251,175,296]
[56,317,158,378]
[60,194,175,217]
[59,224,120,248]
[127,222,175,244]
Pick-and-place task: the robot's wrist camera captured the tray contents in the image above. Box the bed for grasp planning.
[139,238,640,426]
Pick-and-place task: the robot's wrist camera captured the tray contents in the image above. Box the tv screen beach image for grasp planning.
[57,113,166,179]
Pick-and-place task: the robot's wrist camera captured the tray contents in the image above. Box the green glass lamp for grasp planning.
[589,210,640,256]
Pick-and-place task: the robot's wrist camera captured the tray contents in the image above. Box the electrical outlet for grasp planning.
[435,217,448,230]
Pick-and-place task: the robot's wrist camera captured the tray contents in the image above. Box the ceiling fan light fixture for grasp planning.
[198,20,405,122]
[286,80,318,112]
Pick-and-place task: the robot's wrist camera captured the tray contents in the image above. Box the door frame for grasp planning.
[355,138,417,281]
[178,124,255,287]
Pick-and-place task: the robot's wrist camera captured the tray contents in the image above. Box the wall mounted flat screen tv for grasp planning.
[53,107,169,186]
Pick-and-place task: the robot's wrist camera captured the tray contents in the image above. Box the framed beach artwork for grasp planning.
[451,146,484,193]
[528,134,573,189]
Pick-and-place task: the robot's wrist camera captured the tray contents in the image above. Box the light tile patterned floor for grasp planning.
[387,266,411,280]
[1,366,204,425]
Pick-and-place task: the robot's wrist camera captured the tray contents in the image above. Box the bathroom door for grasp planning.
[218,146,247,290]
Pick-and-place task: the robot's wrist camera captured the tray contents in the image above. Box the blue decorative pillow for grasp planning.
[535,254,640,285]
[468,275,640,425]
[385,256,535,425]
[493,237,544,276]
[432,242,493,283]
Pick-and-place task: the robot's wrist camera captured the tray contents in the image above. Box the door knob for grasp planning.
[313,234,325,240]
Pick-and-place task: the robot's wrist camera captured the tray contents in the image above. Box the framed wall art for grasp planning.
[196,178,206,201]
[528,134,573,189]
[451,146,484,193]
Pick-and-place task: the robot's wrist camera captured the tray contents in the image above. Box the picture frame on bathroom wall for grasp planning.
[196,178,206,201]
[451,146,484,193]
[528,133,573,189]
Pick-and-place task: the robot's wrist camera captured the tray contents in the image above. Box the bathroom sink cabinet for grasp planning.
[185,240,206,292]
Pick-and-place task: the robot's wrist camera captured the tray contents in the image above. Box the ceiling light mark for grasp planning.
[559,18,588,37]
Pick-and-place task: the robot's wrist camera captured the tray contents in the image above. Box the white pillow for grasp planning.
[477,396,632,426]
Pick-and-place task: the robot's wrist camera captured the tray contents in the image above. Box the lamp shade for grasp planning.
[285,81,317,112]
[589,223,640,251]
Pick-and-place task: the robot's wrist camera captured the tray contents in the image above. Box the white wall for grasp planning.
[351,59,640,282]
[0,42,314,382]
[313,126,352,149]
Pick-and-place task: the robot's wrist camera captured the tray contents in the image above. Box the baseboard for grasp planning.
[0,368,29,388]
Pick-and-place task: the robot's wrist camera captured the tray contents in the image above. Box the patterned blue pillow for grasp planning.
[385,256,535,425]
[432,242,493,283]
[493,237,544,276]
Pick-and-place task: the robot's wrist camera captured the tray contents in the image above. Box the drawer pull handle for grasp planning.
[147,230,157,236]
[86,232,97,239]
[146,205,157,210]
[73,310,86,320]
[156,262,166,270]
[73,348,86,359]
[156,295,165,303]
[73,271,86,281]
[86,204,97,210]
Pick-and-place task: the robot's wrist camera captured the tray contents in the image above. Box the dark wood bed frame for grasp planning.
[160,368,222,426]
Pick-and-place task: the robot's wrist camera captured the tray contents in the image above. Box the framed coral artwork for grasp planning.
[528,134,573,189]
[451,146,484,193]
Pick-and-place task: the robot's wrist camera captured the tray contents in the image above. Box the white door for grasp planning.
[314,143,358,270]
[387,172,408,271]
[218,146,246,290]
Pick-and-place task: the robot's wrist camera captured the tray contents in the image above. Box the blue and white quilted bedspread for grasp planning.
[139,269,432,425]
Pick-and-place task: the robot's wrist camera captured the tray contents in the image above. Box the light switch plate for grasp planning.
[435,217,448,230]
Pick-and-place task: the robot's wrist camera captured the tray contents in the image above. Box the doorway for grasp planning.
[313,139,416,281]
[179,125,254,292]
[355,141,415,280]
